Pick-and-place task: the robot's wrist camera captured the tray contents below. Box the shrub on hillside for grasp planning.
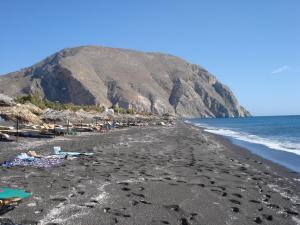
[15,94,105,112]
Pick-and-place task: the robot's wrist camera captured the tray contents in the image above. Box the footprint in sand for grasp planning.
[283,207,298,216]
[210,189,227,197]
[131,192,145,198]
[249,199,260,204]
[232,193,242,198]
[231,207,240,213]
[229,199,241,205]
[129,199,139,206]
[253,216,263,224]
[121,187,131,191]
[262,214,273,221]
[139,199,151,204]
[177,218,189,225]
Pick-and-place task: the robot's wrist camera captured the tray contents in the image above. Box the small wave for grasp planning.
[188,121,300,156]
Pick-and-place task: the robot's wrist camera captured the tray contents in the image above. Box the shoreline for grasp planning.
[0,121,299,224]
[186,121,300,179]
[185,116,300,174]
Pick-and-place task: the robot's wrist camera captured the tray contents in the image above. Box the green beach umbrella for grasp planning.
[0,187,31,200]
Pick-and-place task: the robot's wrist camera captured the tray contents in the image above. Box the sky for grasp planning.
[0,0,299,116]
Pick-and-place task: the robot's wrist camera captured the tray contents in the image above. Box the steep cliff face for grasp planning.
[0,46,250,118]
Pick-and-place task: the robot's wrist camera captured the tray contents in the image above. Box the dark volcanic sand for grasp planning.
[0,122,299,225]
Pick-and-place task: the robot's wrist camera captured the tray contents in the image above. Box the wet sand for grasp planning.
[0,121,299,225]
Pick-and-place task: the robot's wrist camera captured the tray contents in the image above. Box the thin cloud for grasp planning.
[271,65,290,74]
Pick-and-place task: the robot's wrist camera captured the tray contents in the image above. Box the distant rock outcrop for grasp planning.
[0,46,250,118]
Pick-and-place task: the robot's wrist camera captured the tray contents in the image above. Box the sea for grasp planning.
[186,115,300,173]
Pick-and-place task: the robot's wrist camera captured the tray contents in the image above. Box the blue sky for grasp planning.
[0,0,299,116]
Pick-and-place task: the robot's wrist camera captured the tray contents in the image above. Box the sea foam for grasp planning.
[190,121,300,156]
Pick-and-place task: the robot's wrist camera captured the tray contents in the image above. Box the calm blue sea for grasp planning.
[186,115,300,173]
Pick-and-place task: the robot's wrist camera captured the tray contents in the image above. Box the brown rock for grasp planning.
[0,46,250,118]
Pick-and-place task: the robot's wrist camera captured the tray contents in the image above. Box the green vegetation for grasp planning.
[14,94,142,115]
[111,105,154,116]
[111,105,135,115]
[140,111,153,116]
[15,94,105,112]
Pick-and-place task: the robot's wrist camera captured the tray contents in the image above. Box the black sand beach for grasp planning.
[0,122,299,225]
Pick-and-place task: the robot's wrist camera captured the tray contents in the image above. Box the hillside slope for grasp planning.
[0,46,250,118]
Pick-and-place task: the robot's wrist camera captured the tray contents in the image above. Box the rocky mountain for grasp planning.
[0,46,250,118]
